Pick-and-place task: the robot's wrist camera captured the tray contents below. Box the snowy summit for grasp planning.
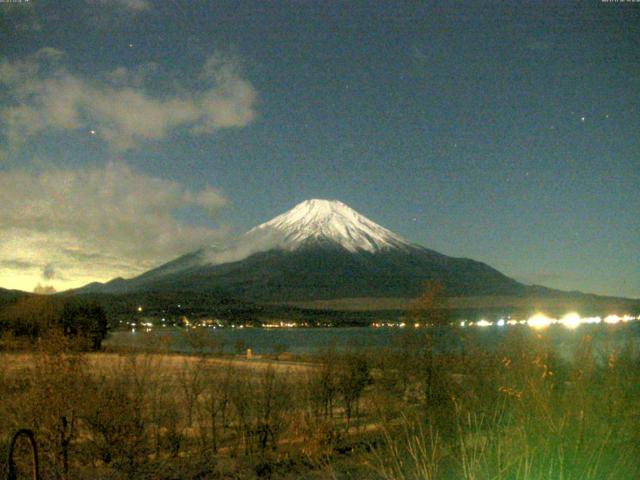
[245,199,412,253]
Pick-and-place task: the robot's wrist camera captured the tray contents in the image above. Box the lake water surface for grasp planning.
[105,322,640,360]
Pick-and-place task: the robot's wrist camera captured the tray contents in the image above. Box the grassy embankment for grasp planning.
[0,326,638,479]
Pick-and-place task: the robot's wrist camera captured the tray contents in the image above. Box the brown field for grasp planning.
[0,328,639,479]
[0,352,315,376]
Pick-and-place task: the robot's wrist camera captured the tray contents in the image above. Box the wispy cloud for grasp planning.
[0,48,257,153]
[0,260,37,271]
[94,0,152,12]
[42,264,56,280]
[0,163,230,290]
[114,0,151,11]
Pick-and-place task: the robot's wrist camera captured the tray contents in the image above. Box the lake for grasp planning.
[105,321,640,360]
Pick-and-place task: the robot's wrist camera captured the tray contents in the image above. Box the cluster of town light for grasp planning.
[263,321,309,328]
[130,303,638,332]
[462,313,638,330]
[371,313,639,329]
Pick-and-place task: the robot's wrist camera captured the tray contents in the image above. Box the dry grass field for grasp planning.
[0,327,639,479]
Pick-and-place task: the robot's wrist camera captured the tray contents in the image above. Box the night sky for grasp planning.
[0,1,638,297]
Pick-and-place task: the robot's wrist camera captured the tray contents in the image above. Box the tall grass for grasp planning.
[0,327,637,479]
[372,329,640,480]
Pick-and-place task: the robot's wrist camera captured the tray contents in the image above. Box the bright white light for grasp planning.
[507,319,518,325]
[561,312,581,330]
[604,314,621,324]
[497,319,505,327]
[460,321,466,327]
[527,313,552,329]
[476,319,492,327]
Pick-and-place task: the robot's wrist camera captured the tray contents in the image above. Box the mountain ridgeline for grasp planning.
[77,199,526,301]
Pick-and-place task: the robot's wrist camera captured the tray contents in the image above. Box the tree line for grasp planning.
[0,295,108,350]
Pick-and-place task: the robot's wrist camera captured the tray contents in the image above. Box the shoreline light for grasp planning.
[366,313,639,329]
[604,314,621,324]
[583,316,602,324]
[527,313,553,329]
[560,312,581,330]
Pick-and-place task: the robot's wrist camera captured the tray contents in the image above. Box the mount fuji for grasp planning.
[77,199,526,300]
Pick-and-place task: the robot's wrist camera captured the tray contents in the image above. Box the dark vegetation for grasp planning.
[0,295,108,350]
[67,290,405,327]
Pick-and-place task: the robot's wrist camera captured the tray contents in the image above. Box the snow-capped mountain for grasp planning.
[76,199,526,300]
[244,199,412,253]
[192,199,412,267]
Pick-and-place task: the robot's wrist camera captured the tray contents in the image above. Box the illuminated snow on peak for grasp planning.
[246,199,412,253]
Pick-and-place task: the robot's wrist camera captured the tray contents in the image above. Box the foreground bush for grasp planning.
[0,328,637,479]
[372,330,640,480]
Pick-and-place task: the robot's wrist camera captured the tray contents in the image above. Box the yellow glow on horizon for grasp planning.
[0,272,75,293]
[0,271,119,294]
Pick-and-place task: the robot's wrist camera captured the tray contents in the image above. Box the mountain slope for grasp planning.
[76,199,527,300]
[141,247,524,300]
[0,287,31,308]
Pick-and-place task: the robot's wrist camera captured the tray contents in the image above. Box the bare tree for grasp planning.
[408,280,449,327]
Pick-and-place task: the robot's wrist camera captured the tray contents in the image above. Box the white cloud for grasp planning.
[0,48,257,152]
[0,163,229,291]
